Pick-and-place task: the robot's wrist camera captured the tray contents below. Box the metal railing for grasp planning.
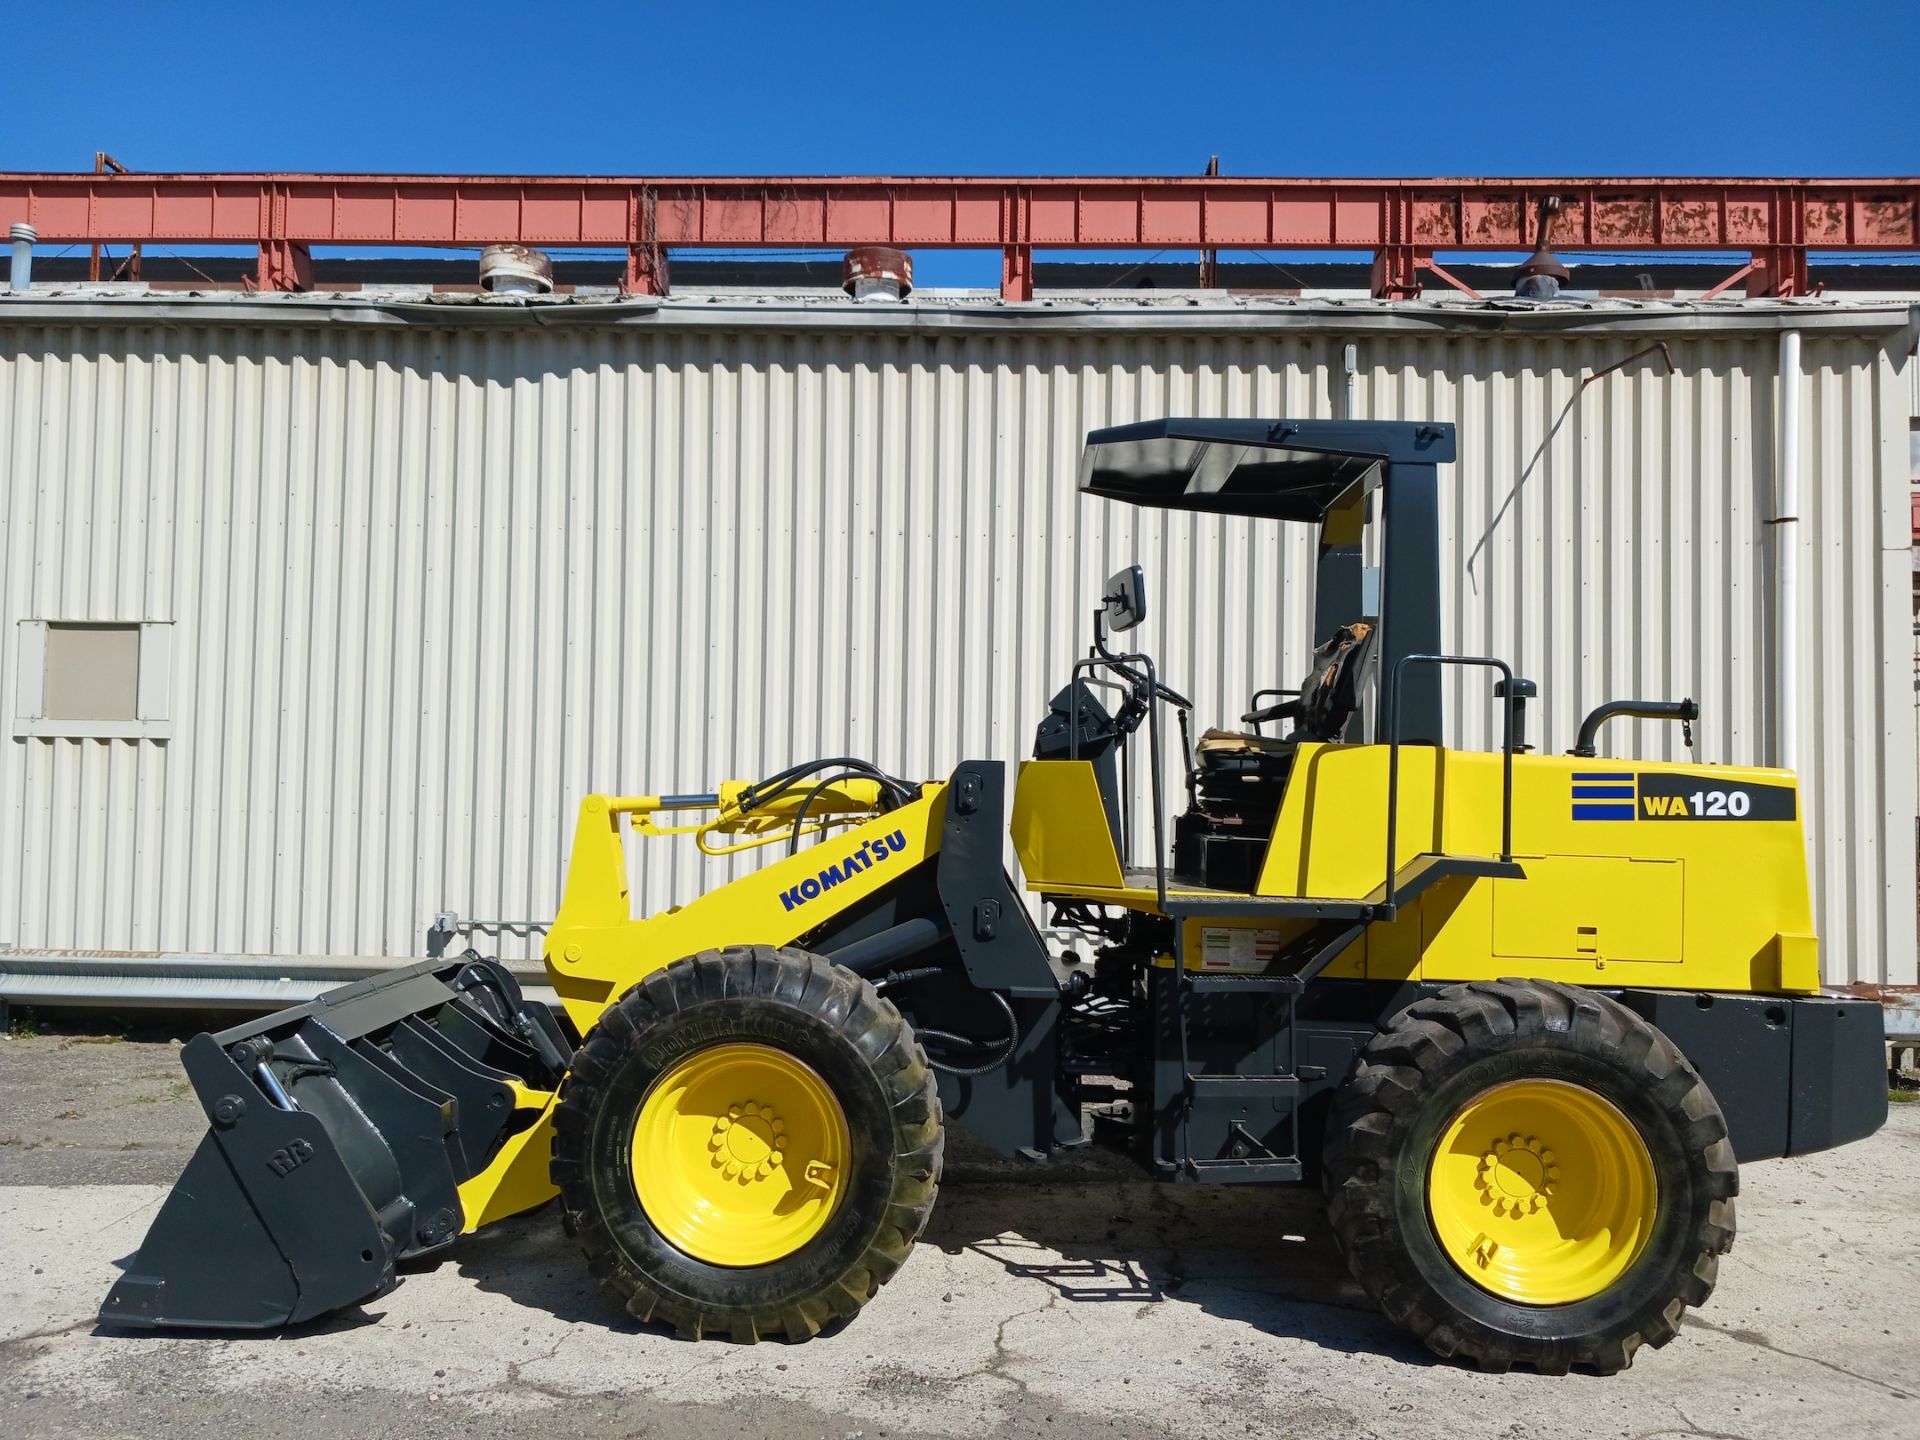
[1069,647,1173,910]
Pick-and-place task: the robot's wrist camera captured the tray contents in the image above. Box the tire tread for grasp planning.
[553,945,943,1343]
[1323,978,1738,1374]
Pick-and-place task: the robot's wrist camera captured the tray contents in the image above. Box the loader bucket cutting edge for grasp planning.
[99,957,570,1331]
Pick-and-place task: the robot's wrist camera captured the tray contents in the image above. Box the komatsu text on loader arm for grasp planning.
[103,418,1886,1373]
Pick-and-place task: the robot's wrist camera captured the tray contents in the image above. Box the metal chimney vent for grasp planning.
[479,244,554,295]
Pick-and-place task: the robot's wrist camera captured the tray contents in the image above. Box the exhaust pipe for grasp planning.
[9,222,35,292]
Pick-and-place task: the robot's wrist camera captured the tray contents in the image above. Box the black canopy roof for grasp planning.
[1078,418,1456,522]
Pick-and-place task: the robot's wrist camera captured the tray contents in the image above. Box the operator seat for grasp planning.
[1196,620,1377,788]
[1173,622,1377,889]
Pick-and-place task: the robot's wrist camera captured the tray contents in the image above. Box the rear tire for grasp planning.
[1322,979,1737,1374]
[552,945,943,1341]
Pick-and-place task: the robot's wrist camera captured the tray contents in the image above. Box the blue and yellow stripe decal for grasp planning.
[1571,771,1636,821]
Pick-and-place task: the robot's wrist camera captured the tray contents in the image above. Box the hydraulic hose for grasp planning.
[785,769,879,854]
[872,967,1021,1078]
[737,756,916,813]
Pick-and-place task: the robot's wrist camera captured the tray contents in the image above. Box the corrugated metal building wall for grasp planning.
[1,296,1914,984]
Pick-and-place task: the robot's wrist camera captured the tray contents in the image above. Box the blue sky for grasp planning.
[9,1,1916,285]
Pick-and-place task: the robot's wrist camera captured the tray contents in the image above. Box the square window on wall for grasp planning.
[13,621,172,740]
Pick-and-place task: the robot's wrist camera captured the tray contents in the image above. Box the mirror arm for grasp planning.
[1092,609,1151,690]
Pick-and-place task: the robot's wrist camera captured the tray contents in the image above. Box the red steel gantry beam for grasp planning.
[1,173,1914,299]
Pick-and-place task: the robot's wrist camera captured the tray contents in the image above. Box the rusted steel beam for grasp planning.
[256,240,312,292]
[1,173,1912,296]
[1369,246,1426,300]
[623,244,667,296]
[1699,258,1762,301]
[1419,258,1484,302]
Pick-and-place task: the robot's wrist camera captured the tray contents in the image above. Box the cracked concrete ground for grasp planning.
[2,1029,1916,1439]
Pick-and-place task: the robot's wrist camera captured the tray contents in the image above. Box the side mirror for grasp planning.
[1103,565,1147,633]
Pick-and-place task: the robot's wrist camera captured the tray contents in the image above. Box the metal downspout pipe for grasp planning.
[1775,329,1802,774]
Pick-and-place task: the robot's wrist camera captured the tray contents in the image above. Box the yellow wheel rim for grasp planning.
[630,1043,850,1268]
[1427,1079,1657,1306]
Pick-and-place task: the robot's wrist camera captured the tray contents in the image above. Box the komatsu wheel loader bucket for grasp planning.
[100,957,570,1331]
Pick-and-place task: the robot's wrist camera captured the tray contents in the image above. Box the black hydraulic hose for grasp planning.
[739,756,858,798]
[873,969,1021,1078]
[738,756,916,813]
[1571,698,1699,758]
[786,770,871,855]
[916,992,1020,1078]
[871,965,945,993]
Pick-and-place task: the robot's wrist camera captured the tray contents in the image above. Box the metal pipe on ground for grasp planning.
[0,950,555,1017]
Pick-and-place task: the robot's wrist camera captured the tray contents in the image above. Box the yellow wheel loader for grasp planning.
[102,418,1887,1373]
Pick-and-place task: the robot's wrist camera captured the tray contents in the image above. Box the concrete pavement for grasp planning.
[2,1031,1915,1439]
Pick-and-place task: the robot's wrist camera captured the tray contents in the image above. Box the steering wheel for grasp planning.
[1153,678,1193,711]
[1104,654,1192,714]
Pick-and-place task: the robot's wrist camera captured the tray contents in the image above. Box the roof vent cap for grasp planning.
[480,244,554,295]
[842,246,912,303]
[1515,196,1570,299]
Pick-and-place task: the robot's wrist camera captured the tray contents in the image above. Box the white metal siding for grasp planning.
[1,307,1912,984]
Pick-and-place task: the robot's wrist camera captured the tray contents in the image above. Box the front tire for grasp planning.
[1322,979,1737,1374]
[552,946,943,1341]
